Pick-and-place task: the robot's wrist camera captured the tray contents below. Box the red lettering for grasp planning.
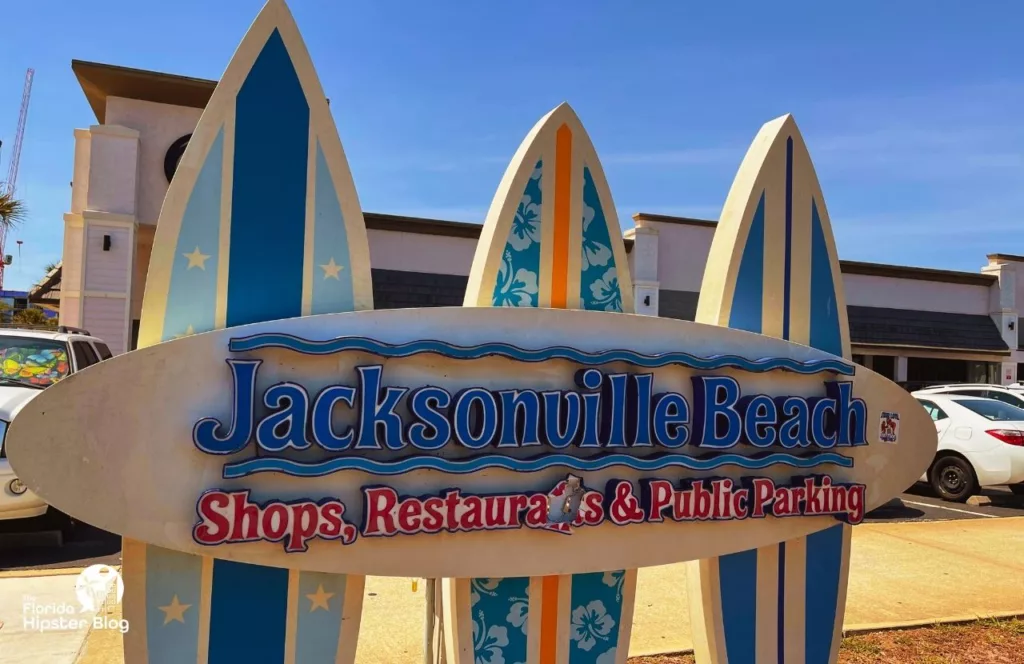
[194,492,231,544]
[462,496,483,529]
[732,488,749,518]
[484,496,509,528]
[712,479,732,519]
[398,498,423,532]
[232,491,261,540]
[262,504,290,540]
[583,492,604,525]
[444,491,461,527]
[674,487,693,520]
[363,487,398,536]
[508,495,528,527]
[847,485,865,523]
[422,497,445,533]
[773,487,793,516]
[693,480,713,520]
[646,480,673,522]
[791,486,806,511]
[805,478,824,514]
[525,494,547,528]
[319,502,344,538]
[751,478,774,518]
[286,503,319,552]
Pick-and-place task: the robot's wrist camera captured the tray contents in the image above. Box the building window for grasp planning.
[872,355,896,380]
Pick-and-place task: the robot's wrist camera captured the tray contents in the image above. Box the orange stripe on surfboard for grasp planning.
[551,124,573,308]
[539,575,560,663]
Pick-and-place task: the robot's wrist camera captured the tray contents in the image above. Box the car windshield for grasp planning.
[0,337,70,388]
[956,398,1024,422]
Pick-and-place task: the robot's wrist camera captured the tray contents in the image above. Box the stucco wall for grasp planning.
[366,229,477,276]
[649,222,715,292]
[105,97,204,226]
[842,273,991,315]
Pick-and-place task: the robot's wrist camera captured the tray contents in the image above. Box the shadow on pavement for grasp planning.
[0,520,121,572]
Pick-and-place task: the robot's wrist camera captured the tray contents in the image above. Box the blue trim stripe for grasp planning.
[228,334,855,375]
[805,525,844,663]
[208,560,289,663]
[783,138,794,341]
[728,192,765,334]
[162,128,224,342]
[719,549,757,664]
[296,571,347,664]
[222,451,854,479]
[809,200,843,357]
[145,546,202,664]
[311,141,355,315]
[226,28,309,328]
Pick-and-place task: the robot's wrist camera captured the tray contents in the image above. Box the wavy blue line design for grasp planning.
[227,334,855,375]
[221,452,854,479]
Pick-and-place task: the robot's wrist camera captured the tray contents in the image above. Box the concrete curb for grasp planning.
[0,564,121,579]
[843,610,1024,635]
[967,494,1024,508]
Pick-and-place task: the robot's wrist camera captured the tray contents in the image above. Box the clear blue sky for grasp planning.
[1,0,1022,291]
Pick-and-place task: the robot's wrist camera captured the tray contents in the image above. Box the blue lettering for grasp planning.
[776,396,810,448]
[691,376,742,448]
[452,388,498,449]
[810,397,838,448]
[193,359,261,455]
[311,385,356,451]
[631,374,654,447]
[827,381,866,445]
[742,395,777,447]
[497,390,541,448]
[652,393,689,447]
[355,365,408,450]
[407,386,452,450]
[602,373,629,448]
[541,391,581,449]
[255,382,311,451]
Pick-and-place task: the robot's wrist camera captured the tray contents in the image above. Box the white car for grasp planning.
[0,326,113,535]
[915,383,1024,409]
[912,392,1024,502]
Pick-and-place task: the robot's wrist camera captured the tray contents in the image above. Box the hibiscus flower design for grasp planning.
[471,578,502,606]
[509,194,541,251]
[493,250,539,307]
[581,203,612,270]
[506,598,528,635]
[569,599,616,652]
[602,571,625,602]
[588,267,622,312]
[472,615,509,664]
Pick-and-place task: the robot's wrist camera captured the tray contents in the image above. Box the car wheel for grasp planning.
[929,455,978,502]
[1009,483,1024,496]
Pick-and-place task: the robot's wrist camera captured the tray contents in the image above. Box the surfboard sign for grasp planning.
[7,305,933,578]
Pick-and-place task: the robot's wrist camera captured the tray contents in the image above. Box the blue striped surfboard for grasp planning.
[128,1,370,662]
[688,114,852,664]
[452,103,638,664]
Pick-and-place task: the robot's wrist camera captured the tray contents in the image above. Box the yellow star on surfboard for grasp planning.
[306,584,334,612]
[320,257,344,280]
[158,595,191,625]
[183,246,211,270]
[173,324,196,339]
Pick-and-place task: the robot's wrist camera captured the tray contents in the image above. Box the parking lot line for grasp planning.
[901,499,999,518]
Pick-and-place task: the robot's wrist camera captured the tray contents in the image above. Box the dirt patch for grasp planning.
[627,617,1024,664]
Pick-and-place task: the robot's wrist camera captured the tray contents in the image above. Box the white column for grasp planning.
[896,356,908,384]
[982,257,1018,384]
[628,223,660,316]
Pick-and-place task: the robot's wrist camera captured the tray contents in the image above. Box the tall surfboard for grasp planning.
[450,103,638,664]
[127,1,370,662]
[688,114,852,664]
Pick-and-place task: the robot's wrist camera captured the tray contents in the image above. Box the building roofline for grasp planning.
[838,259,995,286]
[987,253,1024,263]
[633,212,717,228]
[72,60,216,123]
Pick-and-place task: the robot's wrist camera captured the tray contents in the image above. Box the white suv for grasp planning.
[915,384,1024,410]
[0,326,113,536]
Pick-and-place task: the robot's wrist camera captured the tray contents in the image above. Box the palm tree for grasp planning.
[0,186,26,229]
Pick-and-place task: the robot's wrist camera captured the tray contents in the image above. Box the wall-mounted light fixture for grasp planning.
[1009,320,1016,331]
[643,295,651,306]
[103,235,111,251]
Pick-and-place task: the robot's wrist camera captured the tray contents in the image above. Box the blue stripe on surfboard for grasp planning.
[809,199,843,357]
[208,27,309,664]
[580,166,623,312]
[805,524,844,663]
[311,141,355,314]
[208,560,289,662]
[145,546,203,664]
[470,577,529,664]
[296,571,347,664]
[568,571,626,664]
[719,548,757,664]
[226,28,309,328]
[162,127,223,341]
[727,192,765,334]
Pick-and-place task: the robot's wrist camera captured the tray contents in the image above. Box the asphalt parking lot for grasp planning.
[0,484,1021,573]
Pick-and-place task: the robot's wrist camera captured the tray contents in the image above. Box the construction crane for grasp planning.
[1,68,34,289]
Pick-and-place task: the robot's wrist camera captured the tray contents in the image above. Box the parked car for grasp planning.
[0,326,113,537]
[911,392,1024,501]
[915,383,1024,409]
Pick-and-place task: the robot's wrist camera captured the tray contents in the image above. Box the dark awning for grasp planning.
[847,305,1009,354]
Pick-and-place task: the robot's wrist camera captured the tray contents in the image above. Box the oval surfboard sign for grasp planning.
[6,307,934,578]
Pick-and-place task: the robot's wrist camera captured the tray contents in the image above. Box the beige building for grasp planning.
[53,59,1024,390]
